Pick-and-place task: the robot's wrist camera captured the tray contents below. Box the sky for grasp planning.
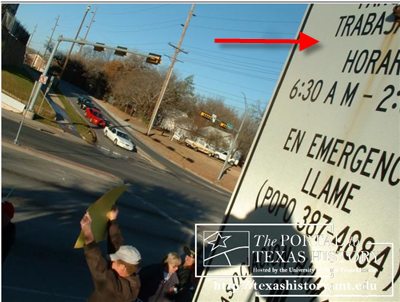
[14,2,308,116]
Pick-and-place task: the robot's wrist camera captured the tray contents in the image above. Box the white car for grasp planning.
[214,150,239,166]
[103,126,135,151]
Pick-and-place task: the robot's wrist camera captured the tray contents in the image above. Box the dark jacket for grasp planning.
[84,220,140,302]
[138,263,179,302]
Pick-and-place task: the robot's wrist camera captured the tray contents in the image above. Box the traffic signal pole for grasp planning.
[217,93,248,182]
[146,4,195,136]
[26,35,157,118]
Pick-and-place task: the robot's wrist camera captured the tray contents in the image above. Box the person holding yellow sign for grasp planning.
[80,206,141,302]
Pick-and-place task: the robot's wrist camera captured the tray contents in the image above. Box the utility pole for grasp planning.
[217,93,248,182]
[41,15,59,70]
[78,6,97,54]
[56,5,91,87]
[146,4,195,136]
[26,23,37,50]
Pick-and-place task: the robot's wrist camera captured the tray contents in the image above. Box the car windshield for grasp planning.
[117,131,129,140]
[93,111,103,119]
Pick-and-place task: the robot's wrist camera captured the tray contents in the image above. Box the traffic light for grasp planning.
[146,53,162,65]
[94,42,105,52]
[200,111,212,120]
[114,46,128,56]
[219,122,228,129]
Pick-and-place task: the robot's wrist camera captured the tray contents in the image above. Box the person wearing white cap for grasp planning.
[80,206,141,302]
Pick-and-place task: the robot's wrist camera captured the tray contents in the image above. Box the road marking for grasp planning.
[3,285,86,301]
[135,196,183,226]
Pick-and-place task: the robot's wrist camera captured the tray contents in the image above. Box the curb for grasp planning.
[2,140,124,185]
[91,100,233,195]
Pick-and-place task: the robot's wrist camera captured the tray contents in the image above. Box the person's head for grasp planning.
[163,252,182,274]
[183,246,195,267]
[2,201,14,220]
[110,245,141,277]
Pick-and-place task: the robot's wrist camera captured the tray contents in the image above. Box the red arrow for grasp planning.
[215,32,319,51]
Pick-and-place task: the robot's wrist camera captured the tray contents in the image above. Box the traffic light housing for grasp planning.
[94,42,105,52]
[146,53,162,65]
[115,46,128,56]
[219,122,228,129]
[200,111,212,120]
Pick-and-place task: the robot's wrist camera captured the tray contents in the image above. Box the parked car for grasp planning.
[185,137,215,156]
[79,98,94,110]
[77,96,91,105]
[214,149,239,166]
[103,126,135,151]
[83,102,101,111]
[85,108,106,127]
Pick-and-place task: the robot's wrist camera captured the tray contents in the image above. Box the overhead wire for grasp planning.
[90,24,178,34]
[190,24,295,35]
[194,84,268,105]
[183,56,280,76]
[194,88,247,112]
[94,18,185,28]
[184,60,279,82]
[96,4,169,15]
[178,69,273,94]
[186,49,283,72]
[195,14,302,24]
[183,45,285,65]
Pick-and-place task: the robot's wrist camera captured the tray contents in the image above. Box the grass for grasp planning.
[1,66,57,124]
[53,87,95,143]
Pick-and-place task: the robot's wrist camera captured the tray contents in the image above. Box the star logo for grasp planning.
[207,232,231,251]
[202,230,250,267]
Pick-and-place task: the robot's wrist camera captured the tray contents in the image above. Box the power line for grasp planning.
[194,88,247,112]
[194,84,267,105]
[190,24,295,35]
[178,69,273,94]
[184,60,279,82]
[186,49,283,72]
[94,18,185,28]
[195,14,301,24]
[96,4,168,15]
[183,56,280,76]
[92,23,178,33]
[184,45,285,65]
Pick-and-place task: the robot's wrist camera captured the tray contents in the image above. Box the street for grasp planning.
[2,107,230,301]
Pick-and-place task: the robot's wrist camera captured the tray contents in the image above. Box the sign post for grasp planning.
[195,4,399,301]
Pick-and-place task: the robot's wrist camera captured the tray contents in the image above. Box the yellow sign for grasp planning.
[74,185,128,249]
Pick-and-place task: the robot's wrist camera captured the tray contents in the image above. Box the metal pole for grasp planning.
[78,6,97,54]
[28,37,62,113]
[56,5,91,87]
[38,76,55,115]
[146,4,195,136]
[14,81,39,145]
[41,15,59,70]
[217,94,248,182]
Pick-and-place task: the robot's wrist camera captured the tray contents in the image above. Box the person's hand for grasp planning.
[80,212,94,244]
[167,286,177,294]
[107,205,119,221]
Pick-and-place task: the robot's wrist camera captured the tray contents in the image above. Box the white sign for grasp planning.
[195,4,399,302]
[212,114,217,123]
[39,74,48,84]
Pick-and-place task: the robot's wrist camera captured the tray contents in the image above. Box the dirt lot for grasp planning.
[99,101,242,193]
